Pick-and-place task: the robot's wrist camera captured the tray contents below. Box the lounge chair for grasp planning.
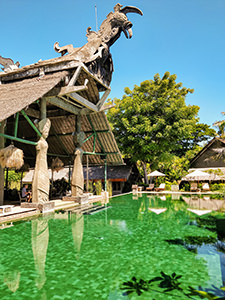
[146,184,154,191]
[0,205,14,215]
[171,185,179,192]
[18,191,27,204]
[190,182,200,192]
[155,183,165,192]
[202,183,210,192]
[132,185,138,192]
[138,186,144,192]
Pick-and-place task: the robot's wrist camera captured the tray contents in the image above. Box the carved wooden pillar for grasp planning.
[71,115,85,197]
[32,97,51,205]
[0,120,5,205]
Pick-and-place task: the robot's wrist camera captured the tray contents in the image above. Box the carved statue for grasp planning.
[71,131,85,197]
[0,55,20,72]
[32,118,51,203]
[54,3,143,85]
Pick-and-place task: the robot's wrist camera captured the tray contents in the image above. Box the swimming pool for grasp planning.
[0,193,224,299]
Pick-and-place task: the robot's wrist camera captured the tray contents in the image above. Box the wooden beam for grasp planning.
[100,104,115,111]
[59,85,88,96]
[44,84,88,98]
[69,92,98,112]
[24,107,40,119]
[97,89,111,110]
[68,65,82,86]
[81,65,110,90]
[46,97,81,115]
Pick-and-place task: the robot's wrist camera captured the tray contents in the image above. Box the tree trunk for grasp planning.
[142,161,148,184]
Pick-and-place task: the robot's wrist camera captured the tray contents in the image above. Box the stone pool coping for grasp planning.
[0,195,106,225]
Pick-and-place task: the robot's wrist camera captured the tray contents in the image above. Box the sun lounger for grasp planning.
[132,185,138,192]
[171,185,179,192]
[138,186,144,192]
[202,183,210,192]
[155,183,165,192]
[0,205,14,215]
[190,182,200,192]
[146,184,154,191]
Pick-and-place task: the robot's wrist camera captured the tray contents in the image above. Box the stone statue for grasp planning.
[54,3,143,85]
[71,131,85,197]
[32,118,51,203]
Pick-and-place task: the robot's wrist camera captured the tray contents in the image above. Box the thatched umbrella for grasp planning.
[0,145,24,169]
[182,170,211,181]
[147,170,165,184]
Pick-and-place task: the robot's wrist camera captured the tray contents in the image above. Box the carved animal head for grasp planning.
[99,3,143,47]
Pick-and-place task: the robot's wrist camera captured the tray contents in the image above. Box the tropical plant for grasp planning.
[121,271,225,299]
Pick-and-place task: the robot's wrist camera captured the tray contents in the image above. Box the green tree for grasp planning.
[213,112,225,137]
[107,72,216,183]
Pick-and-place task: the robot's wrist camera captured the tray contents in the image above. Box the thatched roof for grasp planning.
[0,56,122,166]
[6,110,123,166]
[0,71,67,122]
[190,137,225,169]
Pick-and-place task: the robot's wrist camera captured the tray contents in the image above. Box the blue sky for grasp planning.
[1,0,224,128]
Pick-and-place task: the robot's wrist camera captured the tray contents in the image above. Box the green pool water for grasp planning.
[0,193,225,300]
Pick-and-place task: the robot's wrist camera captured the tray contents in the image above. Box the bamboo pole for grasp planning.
[0,120,5,205]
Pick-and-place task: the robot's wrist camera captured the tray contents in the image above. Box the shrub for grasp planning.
[95,180,102,195]
[210,183,225,192]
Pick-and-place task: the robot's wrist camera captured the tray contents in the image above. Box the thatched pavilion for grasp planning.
[0,3,143,209]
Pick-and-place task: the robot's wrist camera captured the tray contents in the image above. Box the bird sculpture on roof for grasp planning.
[0,55,20,72]
[54,3,143,85]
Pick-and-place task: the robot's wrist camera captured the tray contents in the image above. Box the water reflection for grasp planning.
[3,270,20,293]
[32,216,49,290]
[182,195,225,211]
[70,213,84,259]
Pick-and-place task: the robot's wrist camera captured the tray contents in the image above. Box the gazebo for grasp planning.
[0,4,143,210]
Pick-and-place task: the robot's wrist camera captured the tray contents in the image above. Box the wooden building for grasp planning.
[189,137,225,178]
[0,4,143,206]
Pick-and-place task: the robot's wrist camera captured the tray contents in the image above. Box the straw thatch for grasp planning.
[0,71,68,122]
[0,145,24,169]
[51,157,64,172]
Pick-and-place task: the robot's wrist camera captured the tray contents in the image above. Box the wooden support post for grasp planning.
[86,155,89,193]
[40,98,47,119]
[0,120,5,205]
[5,168,9,191]
[71,114,84,197]
[69,163,71,187]
[76,114,81,133]
[104,158,107,192]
